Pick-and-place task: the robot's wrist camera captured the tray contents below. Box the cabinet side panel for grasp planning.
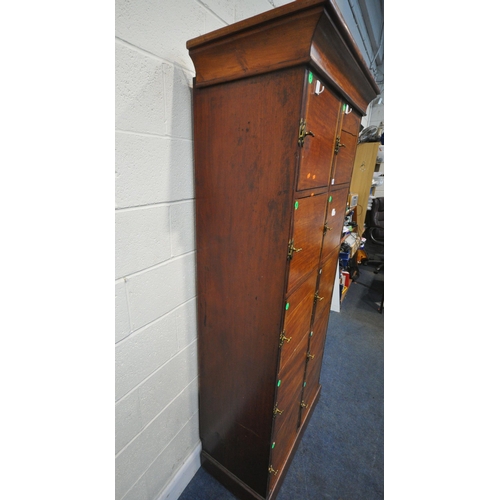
[193,67,304,496]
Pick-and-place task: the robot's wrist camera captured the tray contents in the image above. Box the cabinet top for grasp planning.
[187,0,380,114]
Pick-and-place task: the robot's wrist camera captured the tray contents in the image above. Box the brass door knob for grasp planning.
[335,136,346,154]
[288,239,303,259]
[273,405,283,416]
[269,466,279,476]
[298,118,315,147]
[279,332,292,347]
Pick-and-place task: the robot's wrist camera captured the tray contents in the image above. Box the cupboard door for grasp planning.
[322,187,348,262]
[287,193,327,293]
[301,254,338,419]
[341,107,361,136]
[332,130,358,186]
[296,73,341,191]
[280,272,316,373]
[331,108,361,186]
[313,252,339,331]
[270,333,309,489]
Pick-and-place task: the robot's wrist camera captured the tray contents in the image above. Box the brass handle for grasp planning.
[334,136,346,154]
[288,239,303,259]
[315,293,324,302]
[269,466,279,476]
[324,224,332,233]
[279,332,292,347]
[300,401,309,409]
[307,352,315,360]
[273,405,283,416]
[298,118,315,147]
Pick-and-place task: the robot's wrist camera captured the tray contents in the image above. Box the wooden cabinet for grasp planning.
[187,1,379,499]
[349,142,381,235]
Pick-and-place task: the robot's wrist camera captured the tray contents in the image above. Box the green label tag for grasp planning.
[277,380,281,387]
[308,71,313,84]
[272,442,276,449]
[328,195,332,203]
[303,382,307,387]
[285,302,290,310]
[294,201,299,210]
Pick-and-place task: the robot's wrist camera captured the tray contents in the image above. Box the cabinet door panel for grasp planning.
[313,252,339,328]
[271,334,308,487]
[297,74,341,191]
[332,131,358,186]
[301,255,338,415]
[322,187,348,262]
[301,311,328,422]
[299,341,323,426]
[287,193,327,293]
[280,272,316,373]
[341,108,361,136]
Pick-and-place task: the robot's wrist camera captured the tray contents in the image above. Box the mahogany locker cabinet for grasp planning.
[187,1,379,498]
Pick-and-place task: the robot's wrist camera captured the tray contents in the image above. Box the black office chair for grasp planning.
[364,197,384,274]
[364,197,384,312]
[366,197,384,246]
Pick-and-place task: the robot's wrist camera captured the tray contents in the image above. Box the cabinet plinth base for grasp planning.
[201,385,322,500]
[201,453,265,500]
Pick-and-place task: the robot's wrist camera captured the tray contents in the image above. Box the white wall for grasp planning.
[115,2,293,500]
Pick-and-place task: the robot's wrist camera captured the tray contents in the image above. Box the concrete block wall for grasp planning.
[115,1,294,500]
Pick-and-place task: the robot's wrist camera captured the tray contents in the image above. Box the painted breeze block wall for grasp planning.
[115,2,294,500]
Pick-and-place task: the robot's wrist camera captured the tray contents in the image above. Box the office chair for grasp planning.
[366,197,384,245]
[364,197,384,274]
[364,197,384,313]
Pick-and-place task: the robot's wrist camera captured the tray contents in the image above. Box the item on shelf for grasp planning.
[339,251,350,268]
[344,234,357,247]
[357,249,368,264]
[358,125,381,143]
[348,192,358,208]
[340,242,351,253]
[341,270,351,287]
[367,194,375,210]
[372,172,384,186]
[376,144,384,163]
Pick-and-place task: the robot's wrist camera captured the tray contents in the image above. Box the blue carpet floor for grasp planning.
[179,255,384,500]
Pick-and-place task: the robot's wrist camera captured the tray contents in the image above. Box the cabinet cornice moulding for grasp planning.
[187,0,379,115]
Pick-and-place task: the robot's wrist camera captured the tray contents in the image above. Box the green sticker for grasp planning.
[342,103,346,112]
[277,380,281,387]
[294,201,299,210]
[272,442,276,449]
[308,71,313,84]
[328,195,332,203]
[303,382,307,387]
[285,302,290,310]
[310,331,313,336]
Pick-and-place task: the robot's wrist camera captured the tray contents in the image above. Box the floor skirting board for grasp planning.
[157,442,202,500]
